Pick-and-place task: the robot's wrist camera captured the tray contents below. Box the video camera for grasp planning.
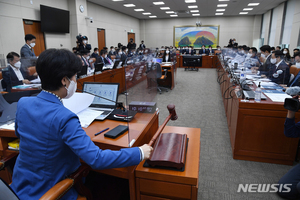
[284,98,300,112]
[76,34,82,44]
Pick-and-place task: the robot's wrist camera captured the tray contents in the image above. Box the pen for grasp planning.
[94,128,109,136]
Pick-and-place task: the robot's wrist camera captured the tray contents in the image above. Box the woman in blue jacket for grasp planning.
[10,49,152,200]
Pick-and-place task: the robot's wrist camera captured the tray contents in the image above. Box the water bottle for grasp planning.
[240,68,246,83]
[255,82,261,102]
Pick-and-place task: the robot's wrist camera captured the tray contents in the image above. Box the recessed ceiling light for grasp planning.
[243,8,253,11]
[217,4,227,7]
[134,9,144,11]
[239,12,248,14]
[219,0,229,1]
[248,3,259,6]
[188,5,198,8]
[192,14,200,16]
[142,12,151,15]
[153,1,165,5]
[216,9,225,11]
[160,7,170,10]
[185,0,196,3]
[149,15,157,18]
[124,4,135,7]
[215,13,224,15]
[112,0,124,1]
[190,10,199,13]
[166,11,175,14]
[170,15,178,17]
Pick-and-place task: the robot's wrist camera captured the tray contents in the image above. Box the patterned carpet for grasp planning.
[141,68,293,200]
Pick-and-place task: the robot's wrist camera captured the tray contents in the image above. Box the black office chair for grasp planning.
[147,63,168,94]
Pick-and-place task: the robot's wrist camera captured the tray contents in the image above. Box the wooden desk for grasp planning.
[135,126,200,200]
[217,62,299,165]
[178,55,218,68]
[0,111,159,200]
[77,67,126,94]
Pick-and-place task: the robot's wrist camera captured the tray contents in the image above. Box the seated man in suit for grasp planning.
[246,47,261,68]
[270,50,290,84]
[108,46,116,59]
[96,49,113,66]
[215,46,222,55]
[120,46,128,64]
[199,45,208,55]
[208,45,214,55]
[139,40,146,49]
[186,46,195,55]
[2,52,37,92]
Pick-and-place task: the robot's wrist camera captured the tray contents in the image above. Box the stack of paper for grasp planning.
[62,93,103,128]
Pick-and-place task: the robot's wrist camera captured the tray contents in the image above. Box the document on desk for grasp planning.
[62,92,102,127]
[30,76,41,83]
[0,122,15,130]
[264,93,291,102]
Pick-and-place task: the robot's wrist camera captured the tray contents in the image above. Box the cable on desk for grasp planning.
[217,71,226,84]
[223,85,235,99]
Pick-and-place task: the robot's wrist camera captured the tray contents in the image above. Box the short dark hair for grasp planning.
[250,47,257,54]
[260,45,271,53]
[6,52,20,63]
[100,49,107,56]
[273,50,284,58]
[122,46,127,51]
[94,48,98,52]
[25,34,36,42]
[81,49,90,56]
[276,46,281,50]
[36,49,82,91]
[294,48,300,52]
[271,47,275,51]
[294,51,300,58]
[110,46,114,49]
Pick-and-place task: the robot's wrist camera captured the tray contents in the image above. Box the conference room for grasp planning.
[1,0,300,199]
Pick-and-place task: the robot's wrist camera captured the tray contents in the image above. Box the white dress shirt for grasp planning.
[9,64,24,81]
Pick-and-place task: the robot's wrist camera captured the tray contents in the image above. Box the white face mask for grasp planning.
[83,40,87,44]
[188,48,191,50]
[64,78,77,99]
[125,49,128,52]
[261,54,266,59]
[86,56,90,60]
[105,54,107,58]
[283,50,287,54]
[296,62,300,68]
[247,53,252,58]
[14,61,21,69]
[166,50,169,54]
[270,58,277,64]
[218,48,221,51]
[96,51,99,54]
[30,42,36,48]
[119,52,122,55]
[202,47,205,50]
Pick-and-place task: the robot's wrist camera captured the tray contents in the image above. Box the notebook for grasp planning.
[82,82,119,121]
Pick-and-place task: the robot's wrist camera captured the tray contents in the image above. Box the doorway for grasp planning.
[97,28,106,50]
[128,33,135,43]
[23,20,46,56]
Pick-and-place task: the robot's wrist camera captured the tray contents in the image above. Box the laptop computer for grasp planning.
[94,63,104,73]
[82,82,119,121]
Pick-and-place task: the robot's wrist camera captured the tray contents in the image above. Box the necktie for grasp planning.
[290,71,300,87]
[107,58,111,65]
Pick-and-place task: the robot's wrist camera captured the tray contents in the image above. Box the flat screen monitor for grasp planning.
[40,5,70,33]
[153,58,162,64]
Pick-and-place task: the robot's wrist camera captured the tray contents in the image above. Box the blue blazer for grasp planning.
[199,49,209,55]
[20,44,35,58]
[10,91,141,200]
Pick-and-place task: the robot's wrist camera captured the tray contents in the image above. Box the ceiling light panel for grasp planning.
[153,1,165,5]
[248,3,260,6]
[134,9,144,11]
[217,4,227,7]
[124,4,135,7]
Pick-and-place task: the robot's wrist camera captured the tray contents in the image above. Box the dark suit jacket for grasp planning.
[121,52,127,63]
[91,52,99,58]
[270,61,290,84]
[2,65,36,91]
[96,56,112,65]
[162,54,172,62]
[208,49,214,55]
[139,44,146,49]
[186,49,196,55]
[199,49,209,55]
[259,54,272,76]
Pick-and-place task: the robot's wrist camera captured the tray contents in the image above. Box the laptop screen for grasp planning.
[153,58,162,64]
[82,82,119,108]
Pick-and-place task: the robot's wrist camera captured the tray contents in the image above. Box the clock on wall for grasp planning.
[79,5,84,13]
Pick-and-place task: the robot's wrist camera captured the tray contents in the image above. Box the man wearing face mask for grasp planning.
[108,46,116,59]
[257,45,272,76]
[20,34,36,58]
[269,50,290,84]
[247,47,261,66]
[2,52,37,92]
[199,45,209,55]
[77,35,92,53]
[91,48,99,59]
[97,49,113,66]
[208,45,214,55]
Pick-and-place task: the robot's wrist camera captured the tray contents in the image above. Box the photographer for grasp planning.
[76,35,91,53]
[278,100,300,199]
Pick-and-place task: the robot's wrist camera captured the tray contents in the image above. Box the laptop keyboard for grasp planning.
[101,111,111,115]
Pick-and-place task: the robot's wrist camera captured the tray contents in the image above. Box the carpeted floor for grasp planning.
[126,68,294,200]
